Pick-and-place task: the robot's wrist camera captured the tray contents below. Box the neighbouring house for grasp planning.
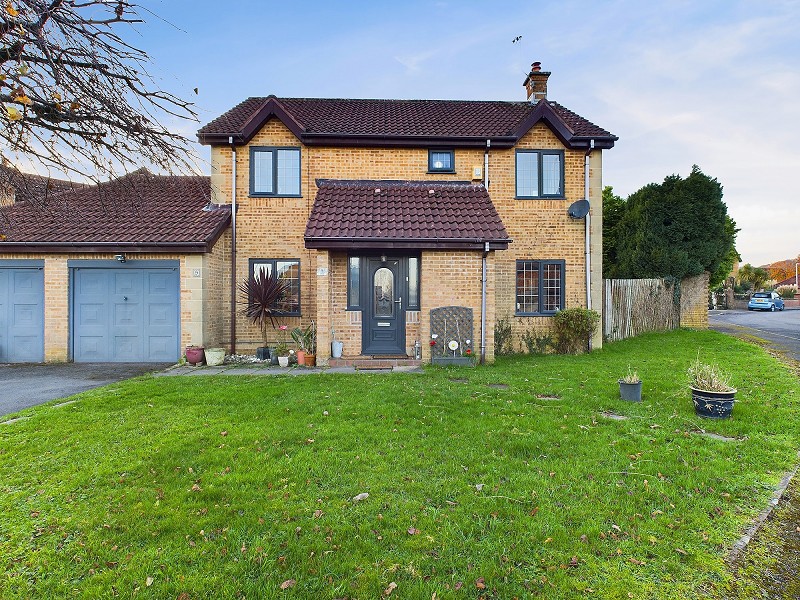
[775,274,798,289]
[0,169,230,362]
[197,62,617,365]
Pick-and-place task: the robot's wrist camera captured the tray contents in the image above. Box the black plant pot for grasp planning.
[268,347,279,365]
[255,346,270,360]
[691,387,736,419]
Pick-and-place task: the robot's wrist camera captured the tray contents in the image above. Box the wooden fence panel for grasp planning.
[603,278,680,342]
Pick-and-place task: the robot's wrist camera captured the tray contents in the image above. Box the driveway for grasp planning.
[0,363,170,418]
[709,307,800,362]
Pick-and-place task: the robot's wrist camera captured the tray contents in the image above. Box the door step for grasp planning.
[329,356,422,370]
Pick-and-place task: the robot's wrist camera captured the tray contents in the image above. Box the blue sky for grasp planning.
[135,0,800,267]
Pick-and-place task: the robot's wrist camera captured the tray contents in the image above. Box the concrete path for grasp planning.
[156,363,423,377]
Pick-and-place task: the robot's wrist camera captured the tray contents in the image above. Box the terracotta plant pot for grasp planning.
[304,354,316,367]
[185,346,205,366]
[296,350,306,366]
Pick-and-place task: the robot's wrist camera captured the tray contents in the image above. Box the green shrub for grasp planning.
[520,325,553,355]
[552,308,600,354]
[776,285,796,299]
[494,316,514,355]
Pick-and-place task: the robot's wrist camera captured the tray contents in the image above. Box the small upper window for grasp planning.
[428,150,454,173]
[516,150,564,198]
[250,147,301,197]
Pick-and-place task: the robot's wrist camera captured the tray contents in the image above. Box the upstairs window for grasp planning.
[428,150,455,173]
[515,150,564,198]
[515,259,564,315]
[250,147,301,197]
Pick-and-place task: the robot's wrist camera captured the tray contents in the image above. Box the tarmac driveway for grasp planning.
[709,308,800,362]
[0,363,170,418]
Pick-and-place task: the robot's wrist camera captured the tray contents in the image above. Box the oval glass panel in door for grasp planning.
[374,267,394,317]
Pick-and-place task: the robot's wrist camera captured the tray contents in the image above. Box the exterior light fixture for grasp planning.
[114,254,126,263]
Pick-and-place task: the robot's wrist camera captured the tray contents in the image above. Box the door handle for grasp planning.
[394,297,402,309]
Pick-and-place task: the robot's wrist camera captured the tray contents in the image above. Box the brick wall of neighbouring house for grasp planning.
[0,251,219,361]
[680,273,709,329]
[209,118,603,359]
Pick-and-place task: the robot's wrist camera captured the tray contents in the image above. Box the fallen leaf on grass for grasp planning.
[408,527,420,535]
[145,576,153,587]
[313,509,324,519]
[629,558,645,566]
[383,581,397,596]
[220,431,228,437]
[475,483,484,491]
[352,492,369,502]
[454,581,463,590]
[280,579,296,590]
[191,484,202,492]
[475,577,486,589]
[675,548,688,556]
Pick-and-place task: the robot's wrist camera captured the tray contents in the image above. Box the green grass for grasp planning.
[1,329,798,599]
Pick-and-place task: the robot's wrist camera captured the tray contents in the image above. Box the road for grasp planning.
[709,307,800,362]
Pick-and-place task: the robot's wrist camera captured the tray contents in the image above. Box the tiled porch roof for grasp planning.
[305,179,511,251]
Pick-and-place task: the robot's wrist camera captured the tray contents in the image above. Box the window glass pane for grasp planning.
[348,257,360,307]
[516,260,539,313]
[252,262,273,281]
[277,149,300,195]
[276,260,300,313]
[252,150,273,194]
[374,268,394,317]
[516,152,538,197]
[430,151,453,171]
[408,257,419,308]
[542,153,562,196]
[542,263,562,311]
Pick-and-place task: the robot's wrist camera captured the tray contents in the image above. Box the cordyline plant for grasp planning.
[238,267,290,347]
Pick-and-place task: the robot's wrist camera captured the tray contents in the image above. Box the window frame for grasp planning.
[515,149,565,199]
[427,149,455,173]
[515,259,565,316]
[346,255,420,311]
[346,256,361,310]
[249,146,302,198]
[248,258,302,316]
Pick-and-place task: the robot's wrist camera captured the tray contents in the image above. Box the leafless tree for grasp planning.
[0,0,197,181]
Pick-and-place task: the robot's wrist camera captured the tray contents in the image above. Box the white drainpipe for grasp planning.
[481,139,491,364]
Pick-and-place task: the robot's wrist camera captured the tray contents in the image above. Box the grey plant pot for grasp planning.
[619,380,643,402]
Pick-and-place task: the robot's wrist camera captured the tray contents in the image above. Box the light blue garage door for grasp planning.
[72,264,179,362]
[0,262,45,363]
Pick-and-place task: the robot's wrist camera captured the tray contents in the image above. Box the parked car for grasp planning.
[748,291,785,312]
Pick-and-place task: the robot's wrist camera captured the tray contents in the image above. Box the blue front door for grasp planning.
[0,265,44,362]
[72,266,179,362]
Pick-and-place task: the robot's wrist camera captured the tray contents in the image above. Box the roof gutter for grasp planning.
[0,241,215,253]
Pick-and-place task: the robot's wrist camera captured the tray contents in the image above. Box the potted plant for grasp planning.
[238,267,290,360]
[618,367,642,402]
[291,321,316,367]
[185,345,205,366]
[275,342,290,367]
[688,357,736,419]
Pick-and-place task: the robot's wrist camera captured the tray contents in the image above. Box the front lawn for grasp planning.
[1,329,798,598]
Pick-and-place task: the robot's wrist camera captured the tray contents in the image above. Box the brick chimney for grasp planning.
[523,61,550,104]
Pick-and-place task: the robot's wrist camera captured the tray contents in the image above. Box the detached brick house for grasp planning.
[0,63,616,365]
[198,63,617,364]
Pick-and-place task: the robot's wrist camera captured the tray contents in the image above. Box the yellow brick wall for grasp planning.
[0,251,220,362]
[210,116,603,359]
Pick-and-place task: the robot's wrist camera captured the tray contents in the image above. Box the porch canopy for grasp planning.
[304,179,511,251]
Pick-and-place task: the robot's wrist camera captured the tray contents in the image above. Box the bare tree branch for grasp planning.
[0,0,197,181]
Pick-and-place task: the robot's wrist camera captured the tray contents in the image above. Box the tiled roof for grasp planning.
[0,164,87,204]
[198,96,617,149]
[0,169,230,252]
[305,180,511,251]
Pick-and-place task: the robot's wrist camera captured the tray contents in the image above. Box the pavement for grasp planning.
[0,362,170,418]
[156,363,422,377]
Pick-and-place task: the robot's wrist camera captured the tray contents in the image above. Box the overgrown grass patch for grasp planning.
[1,329,798,598]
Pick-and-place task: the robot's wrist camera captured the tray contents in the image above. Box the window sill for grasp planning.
[515,312,558,317]
[426,170,456,175]
[248,194,303,199]
[515,196,566,200]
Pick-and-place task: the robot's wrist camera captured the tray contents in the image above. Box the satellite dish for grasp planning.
[567,199,590,219]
